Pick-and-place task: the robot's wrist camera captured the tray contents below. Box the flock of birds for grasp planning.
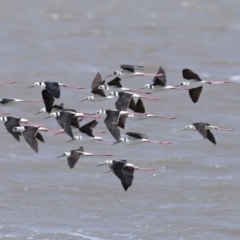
[0,64,233,191]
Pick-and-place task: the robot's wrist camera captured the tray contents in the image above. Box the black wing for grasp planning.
[91,72,105,90]
[107,77,122,88]
[118,116,127,129]
[193,123,207,139]
[68,151,83,169]
[207,130,216,145]
[79,120,97,137]
[22,127,39,153]
[45,82,60,98]
[104,110,121,141]
[122,166,134,191]
[111,160,129,191]
[134,98,145,113]
[4,117,21,141]
[182,69,201,81]
[91,88,107,97]
[189,86,202,103]
[70,117,80,129]
[125,132,148,139]
[152,66,166,86]
[42,90,54,113]
[35,132,44,142]
[115,92,134,111]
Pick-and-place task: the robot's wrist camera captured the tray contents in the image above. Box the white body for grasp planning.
[177,80,205,89]
[119,137,149,145]
[144,84,175,92]
[73,135,102,142]
[127,113,154,121]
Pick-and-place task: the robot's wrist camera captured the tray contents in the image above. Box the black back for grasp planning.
[67,146,84,168]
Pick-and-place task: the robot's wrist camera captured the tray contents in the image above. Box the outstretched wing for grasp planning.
[189,87,202,103]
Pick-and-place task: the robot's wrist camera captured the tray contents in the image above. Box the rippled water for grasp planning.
[0,0,240,239]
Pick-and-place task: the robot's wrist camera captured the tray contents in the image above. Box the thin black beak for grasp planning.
[175,84,180,87]
[28,86,34,89]
[44,116,51,119]
[67,139,75,142]
[104,170,112,173]
[78,100,85,103]
[55,155,64,159]
[105,74,113,78]
[34,112,41,115]
[138,87,145,90]
[96,163,105,167]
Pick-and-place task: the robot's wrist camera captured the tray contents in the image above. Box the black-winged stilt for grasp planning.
[0,116,42,141]
[28,82,85,113]
[12,126,54,153]
[55,146,113,169]
[180,122,233,145]
[140,66,176,92]
[126,98,176,120]
[46,111,99,139]
[176,69,231,103]
[113,132,171,145]
[104,110,129,141]
[79,89,114,103]
[105,64,163,79]
[67,120,113,143]
[97,159,156,191]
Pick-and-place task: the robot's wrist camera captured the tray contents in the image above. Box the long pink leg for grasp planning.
[94,130,107,133]
[148,140,171,144]
[97,139,115,143]
[215,127,234,131]
[134,167,156,171]
[0,112,10,115]
[91,154,113,156]
[23,99,43,102]
[80,115,100,119]
[0,81,16,85]
[128,89,152,94]
[139,95,159,100]
[207,81,231,84]
[143,73,165,77]
[62,84,85,89]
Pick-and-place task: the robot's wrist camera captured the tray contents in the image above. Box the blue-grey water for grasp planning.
[0,1,240,239]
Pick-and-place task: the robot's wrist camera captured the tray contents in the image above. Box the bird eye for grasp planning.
[180,83,183,85]
[113,71,117,75]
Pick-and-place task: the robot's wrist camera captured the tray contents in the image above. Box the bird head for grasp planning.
[107,91,118,97]
[12,126,25,132]
[55,152,70,158]
[0,117,7,122]
[95,109,106,115]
